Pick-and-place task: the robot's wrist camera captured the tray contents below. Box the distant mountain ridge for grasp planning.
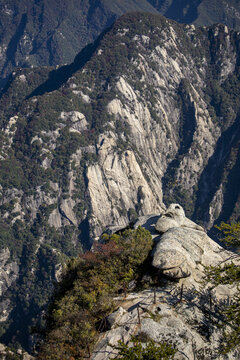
[0,0,158,87]
[1,0,240,87]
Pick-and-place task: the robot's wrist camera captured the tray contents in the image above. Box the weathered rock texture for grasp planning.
[1,12,240,347]
[1,0,240,88]
[0,248,18,323]
[155,203,204,233]
[152,204,238,281]
[91,207,240,360]
[92,285,239,360]
[0,248,18,297]
[0,343,33,360]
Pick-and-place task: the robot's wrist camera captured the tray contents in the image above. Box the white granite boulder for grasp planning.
[152,204,232,279]
[155,204,204,233]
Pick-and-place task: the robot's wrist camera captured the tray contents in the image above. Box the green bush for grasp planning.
[113,338,176,359]
[204,221,240,354]
[37,227,153,359]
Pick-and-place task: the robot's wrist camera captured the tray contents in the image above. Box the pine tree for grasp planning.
[204,222,240,354]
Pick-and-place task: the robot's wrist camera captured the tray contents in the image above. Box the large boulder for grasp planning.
[152,227,232,279]
[152,204,233,279]
[155,204,204,233]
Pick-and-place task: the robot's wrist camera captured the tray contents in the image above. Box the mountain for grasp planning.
[0,0,158,87]
[1,11,240,349]
[149,0,240,28]
[38,204,240,359]
[1,1,240,88]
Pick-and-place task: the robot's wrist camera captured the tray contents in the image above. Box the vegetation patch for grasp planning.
[204,221,240,354]
[112,337,176,359]
[37,227,153,359]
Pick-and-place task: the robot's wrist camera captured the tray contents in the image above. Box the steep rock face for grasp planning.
[1,12,240,347]
[87,133,164,239]
[0,248,18,323]
[0,248,18,297]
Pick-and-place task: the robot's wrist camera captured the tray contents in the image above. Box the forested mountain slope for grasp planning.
[150,0,240,29]
[1,11,240,349]
[1,0,240,87]
[0,0,158,87]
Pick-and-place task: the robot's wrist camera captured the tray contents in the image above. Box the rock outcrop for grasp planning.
[2,11,240,348]
[155,204,204,233]
[0,248,19,323]
[0,248,18,297]
[92,205,239,360]
[0,343,33,360]
[152,204,232,279]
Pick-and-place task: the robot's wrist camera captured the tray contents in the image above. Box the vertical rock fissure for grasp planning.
[193,115,240,224]
[162,79,197,214]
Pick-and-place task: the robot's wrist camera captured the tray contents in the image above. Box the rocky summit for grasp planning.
[92,204,239,360]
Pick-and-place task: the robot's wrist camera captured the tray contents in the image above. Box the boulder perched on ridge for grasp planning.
[155,204,204,233]
[152,204,233,279]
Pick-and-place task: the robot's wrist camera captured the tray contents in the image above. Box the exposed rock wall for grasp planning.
[2,16,240,243]
[1,12,240,348]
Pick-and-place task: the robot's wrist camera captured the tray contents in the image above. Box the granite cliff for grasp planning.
[1,12,240,348]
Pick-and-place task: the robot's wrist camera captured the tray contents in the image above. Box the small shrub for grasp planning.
[113,338,176,359]
[37,227,153,359]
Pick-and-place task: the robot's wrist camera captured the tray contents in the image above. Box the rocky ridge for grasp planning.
[2,0,240,88]
[92,204,239,360]
[0,0,159,87]
[1,12,240,347]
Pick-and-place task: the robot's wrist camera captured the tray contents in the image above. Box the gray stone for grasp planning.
[102,225,128,236]
[92,281,239,360]
[91,203,240,360]
[151,204,234,279]
[134,214,161,240]
[152,225,233,280]
[155,204,204,233]
[0,248,19,297]
[107,307,127,329]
